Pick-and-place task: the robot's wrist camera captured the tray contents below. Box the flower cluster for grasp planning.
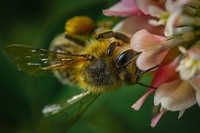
[103,0,200,127]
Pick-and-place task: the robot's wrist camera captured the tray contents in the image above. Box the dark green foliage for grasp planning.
[1,0,200,133]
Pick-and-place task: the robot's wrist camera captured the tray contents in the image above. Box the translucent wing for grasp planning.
[39,92,100,132]
[5,44,90,75]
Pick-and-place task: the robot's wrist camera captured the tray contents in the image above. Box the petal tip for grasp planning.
[151,111,165,128]
[131,103,140,111]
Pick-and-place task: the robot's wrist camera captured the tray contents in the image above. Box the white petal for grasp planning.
[154,80,181,106]
[189,75,200,91]
[178,110,185,119]
[196,91,200,108]
[178,65,197,80]
[165,0,174,12]
[189,76,200,107]
[148,5,164,18]
[148,19,165,26]
[154,80,196,111]
[178,46,187,54]
[164,8,182,36]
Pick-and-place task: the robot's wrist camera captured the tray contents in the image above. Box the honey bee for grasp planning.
[5,16,157,127]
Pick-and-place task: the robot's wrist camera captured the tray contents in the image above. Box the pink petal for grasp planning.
[113,16,164,37]
[154,80,196,111]
[132,89,155,110]
[131,29,168,70]
[136,48,169,70]
[148,5,164,18]
[131,29,166,52]
[151,110,166,127]
[103,0,143,16]
[178,110,185,119]
[135,0,165,15]
[151,58,179,87]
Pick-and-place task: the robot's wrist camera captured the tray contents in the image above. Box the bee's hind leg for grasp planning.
[64,33,86,47]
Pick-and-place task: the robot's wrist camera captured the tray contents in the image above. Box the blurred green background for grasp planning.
[0,0,200,133]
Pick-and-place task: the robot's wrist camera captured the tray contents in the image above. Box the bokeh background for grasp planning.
[1,0,200,133]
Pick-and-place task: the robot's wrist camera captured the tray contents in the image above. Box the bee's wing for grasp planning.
[5,44,89,75]
[39,92,100,132]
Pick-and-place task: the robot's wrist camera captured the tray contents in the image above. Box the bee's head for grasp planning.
[106,42,139,84]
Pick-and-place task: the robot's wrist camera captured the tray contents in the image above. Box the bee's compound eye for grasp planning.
[116,49,135,67]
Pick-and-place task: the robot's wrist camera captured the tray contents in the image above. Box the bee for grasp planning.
[5,16,157,129]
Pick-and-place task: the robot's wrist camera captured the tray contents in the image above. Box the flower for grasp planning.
[152,79,196,127]
[134,0,165,15]
[150,58,197,127]
[131,29,168,70]
[132,58,179,111]
[112,16,164,37]
[103,0,143,17]
[102,0,200,128]
[176,46,200,80]
[132,57,199,127]
[148,0,190,36]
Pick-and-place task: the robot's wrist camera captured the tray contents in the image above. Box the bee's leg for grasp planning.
[134,65,159,89]
[136,82,157,89]
[95,30,130,43]
[107,41,124,56]
[135,73,157,89]
[64,34,86,47]
[50,33,85,54]
[134,64,160,77]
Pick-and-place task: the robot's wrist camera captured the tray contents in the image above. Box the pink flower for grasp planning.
[132,58,198,127]
[147,0,190,36]
[102,0,200,128]
[148,58,197,127]
[134,0,165,15]
[151,58,179,87]
[152,79,196,127]
[131,29,168,71]
[103,0,164,38]
[150,58,199,127]
[103,0,143,17]
[113,16,164,37]
[132,58,179,111]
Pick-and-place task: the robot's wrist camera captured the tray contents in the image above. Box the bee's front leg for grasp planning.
[134,65,159,89]
[106,41,125,56]
[95,30,130,43]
